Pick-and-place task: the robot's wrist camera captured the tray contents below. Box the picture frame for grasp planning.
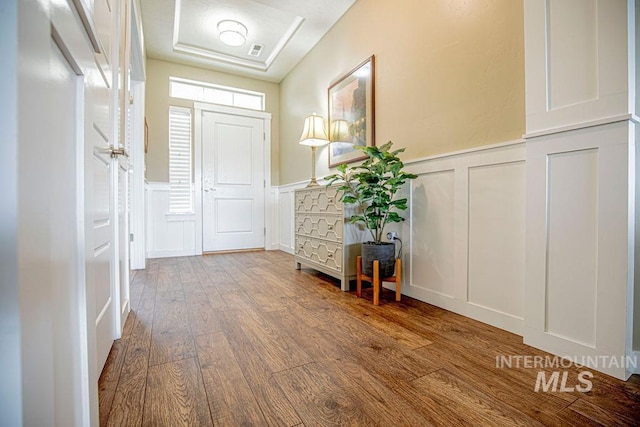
[328,55,375,167]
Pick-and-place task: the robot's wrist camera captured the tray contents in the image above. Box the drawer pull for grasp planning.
[328,225,333,230]
[327,254,334,258]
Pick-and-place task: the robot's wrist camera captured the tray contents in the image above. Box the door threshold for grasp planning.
[203,248,265,255]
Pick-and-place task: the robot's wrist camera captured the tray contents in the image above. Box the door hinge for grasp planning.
[263,132,266,141]
[130,233,134,242]
[264,179,266,188]
[264,227,266,236]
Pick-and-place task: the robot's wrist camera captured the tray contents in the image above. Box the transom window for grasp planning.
[169,77,265,111]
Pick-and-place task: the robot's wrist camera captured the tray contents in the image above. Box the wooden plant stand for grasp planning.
[356,256,402,305]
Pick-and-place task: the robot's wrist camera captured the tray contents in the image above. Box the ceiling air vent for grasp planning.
[248,43,264,57]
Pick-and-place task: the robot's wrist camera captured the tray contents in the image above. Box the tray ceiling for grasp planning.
[140,0,357,82]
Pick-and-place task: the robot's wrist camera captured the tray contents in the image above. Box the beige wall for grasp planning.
[279,0,525,185]
[145,58,281,184]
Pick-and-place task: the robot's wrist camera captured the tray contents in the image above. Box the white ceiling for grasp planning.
[140,0,357,83]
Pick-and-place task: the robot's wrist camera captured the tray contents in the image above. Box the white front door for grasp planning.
[202,112,265,252]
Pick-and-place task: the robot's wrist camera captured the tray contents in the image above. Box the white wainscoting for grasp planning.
[523,0,638,380]
[268,187,280,250]
[402,141,527,335]
[145,182,196,258]
[278,181,307,254]
[276,142,527,335]
[524,120,636,380]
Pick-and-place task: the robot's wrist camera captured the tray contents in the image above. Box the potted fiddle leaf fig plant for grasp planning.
[325,141,417,278]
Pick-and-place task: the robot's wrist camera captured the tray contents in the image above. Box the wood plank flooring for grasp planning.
[99,251,640,426]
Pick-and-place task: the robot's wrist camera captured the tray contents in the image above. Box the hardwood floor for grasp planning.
[99,251,640,426]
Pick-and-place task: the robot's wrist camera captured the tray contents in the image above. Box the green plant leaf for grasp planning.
[323,141,416,243]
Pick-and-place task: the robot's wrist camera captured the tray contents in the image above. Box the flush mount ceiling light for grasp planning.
[217,20,248,47]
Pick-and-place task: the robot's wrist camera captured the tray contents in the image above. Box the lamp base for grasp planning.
[306,145,321,188]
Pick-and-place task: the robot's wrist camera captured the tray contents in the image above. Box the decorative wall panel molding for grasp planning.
[467,162,526,321]
[545,148,599,347]
[269,188,280,250]
[146,182,196,258]
[525,0,630,134]
[278,181,306,254]
[524,121,635,380]
[403,142,527,335]
[524,0,638,380]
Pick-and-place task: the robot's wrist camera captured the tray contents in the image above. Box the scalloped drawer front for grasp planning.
[295,187,343,214]
[296,215,343,241]
[295,236,342,272]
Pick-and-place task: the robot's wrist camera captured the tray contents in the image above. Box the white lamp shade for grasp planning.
[218,20,248,47]
[299,114,329,147]
[330,119,350,142]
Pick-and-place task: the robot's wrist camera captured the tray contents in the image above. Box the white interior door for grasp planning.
[47,0,119,423]
[117,144,130,322]
[202,112,265,252]
[91,0,117,375]
[89,125,115,375]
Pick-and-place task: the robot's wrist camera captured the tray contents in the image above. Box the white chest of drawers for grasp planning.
[294,185,365,291]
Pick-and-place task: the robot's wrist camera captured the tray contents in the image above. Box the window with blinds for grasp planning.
[168,106,193,213]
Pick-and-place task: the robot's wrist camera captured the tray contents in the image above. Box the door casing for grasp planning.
[194,102,272,255]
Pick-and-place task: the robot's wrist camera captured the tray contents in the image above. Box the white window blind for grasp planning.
[168,106,193,213]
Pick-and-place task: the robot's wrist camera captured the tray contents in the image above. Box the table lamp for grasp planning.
[299,113,329,187]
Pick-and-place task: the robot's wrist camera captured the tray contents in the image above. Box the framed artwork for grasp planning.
[144,118,149,153]
[328,55,375,167]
